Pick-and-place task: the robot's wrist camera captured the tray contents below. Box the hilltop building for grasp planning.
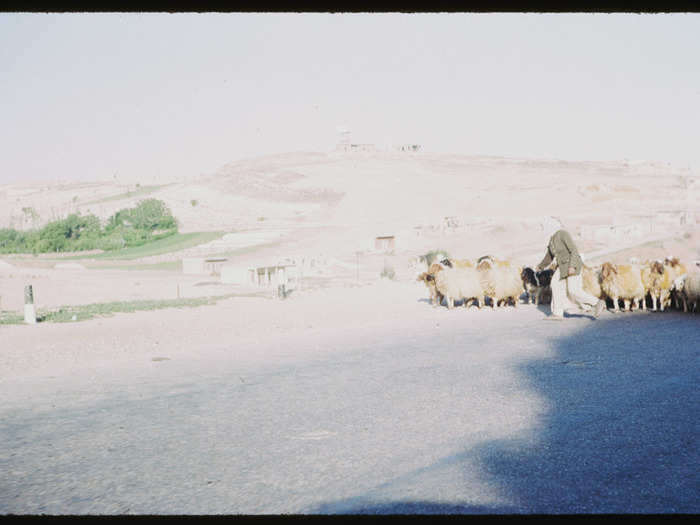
[394,144,421,152]
[336,143,377,153]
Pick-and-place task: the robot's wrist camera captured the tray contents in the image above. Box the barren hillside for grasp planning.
[1,152,698,265]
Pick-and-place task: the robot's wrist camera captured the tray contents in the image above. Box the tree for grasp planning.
[106,199,177,232]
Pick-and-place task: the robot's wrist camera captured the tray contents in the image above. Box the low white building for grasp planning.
[220,259,299,296]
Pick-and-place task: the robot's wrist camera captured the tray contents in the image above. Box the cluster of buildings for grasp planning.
[334,143,422,154]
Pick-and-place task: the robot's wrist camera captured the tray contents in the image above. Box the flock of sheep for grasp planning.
[417,254,700,315]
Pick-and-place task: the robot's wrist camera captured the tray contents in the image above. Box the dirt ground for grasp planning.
[1,152,699,388]
[1,153,699,515]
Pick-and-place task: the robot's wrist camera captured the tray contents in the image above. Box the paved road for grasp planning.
[1,308,698,514]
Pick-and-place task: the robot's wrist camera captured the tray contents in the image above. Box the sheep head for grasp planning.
[651,261,665,275]
[665,257,680,267]
[477,259,493,271]
[601,262,617,279]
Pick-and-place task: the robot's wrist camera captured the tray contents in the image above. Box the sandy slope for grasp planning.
[2,151,696,237]
[1,151,699,381]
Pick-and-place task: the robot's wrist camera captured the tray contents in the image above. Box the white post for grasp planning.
[278,266,287,299]
[24,285,36,324]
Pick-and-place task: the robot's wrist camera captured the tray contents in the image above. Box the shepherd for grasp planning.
[536,219,606,320]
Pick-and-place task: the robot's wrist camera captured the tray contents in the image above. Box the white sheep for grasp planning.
[677,272,700,313]
[433,263,484,310]
[476,256,524,309]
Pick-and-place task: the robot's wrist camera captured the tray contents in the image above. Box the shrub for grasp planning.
[29,213,102,252]
[380,260,396,280]
[0,228,29,253]
[0,199,178,254]
[421,249,450,266]
[106,198,177,232]
[22,207,39,221]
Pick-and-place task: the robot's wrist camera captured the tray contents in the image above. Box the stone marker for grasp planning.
[24,285,36,324]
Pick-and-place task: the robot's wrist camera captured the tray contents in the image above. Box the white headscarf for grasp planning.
[541,216,563,241]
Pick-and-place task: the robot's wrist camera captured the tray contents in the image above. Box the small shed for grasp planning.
[182,257,228,275]
[374,236,395,252]
[395,144,421,152]
[221,261,298,296]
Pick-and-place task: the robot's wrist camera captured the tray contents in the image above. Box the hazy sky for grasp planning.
[1,12,699,184]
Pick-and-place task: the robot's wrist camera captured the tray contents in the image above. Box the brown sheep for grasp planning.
[582,264,605,301]
[600,262,645,312]
[641,260,672,311]
[417,262,445,307]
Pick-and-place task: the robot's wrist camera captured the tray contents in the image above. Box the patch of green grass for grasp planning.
[0,293,252,325]
[0,311,24,325]
[81,184,174,206]
[64,231,225,261]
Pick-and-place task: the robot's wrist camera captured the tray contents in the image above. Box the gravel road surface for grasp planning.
[1,282,698,514]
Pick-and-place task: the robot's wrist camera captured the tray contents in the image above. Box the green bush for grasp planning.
[0,228,28,253]
[421,250,450,266]
[106,198,177,232]
[0,199,178,254]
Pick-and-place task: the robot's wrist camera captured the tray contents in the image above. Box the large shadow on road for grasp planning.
[314,312,700,514]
